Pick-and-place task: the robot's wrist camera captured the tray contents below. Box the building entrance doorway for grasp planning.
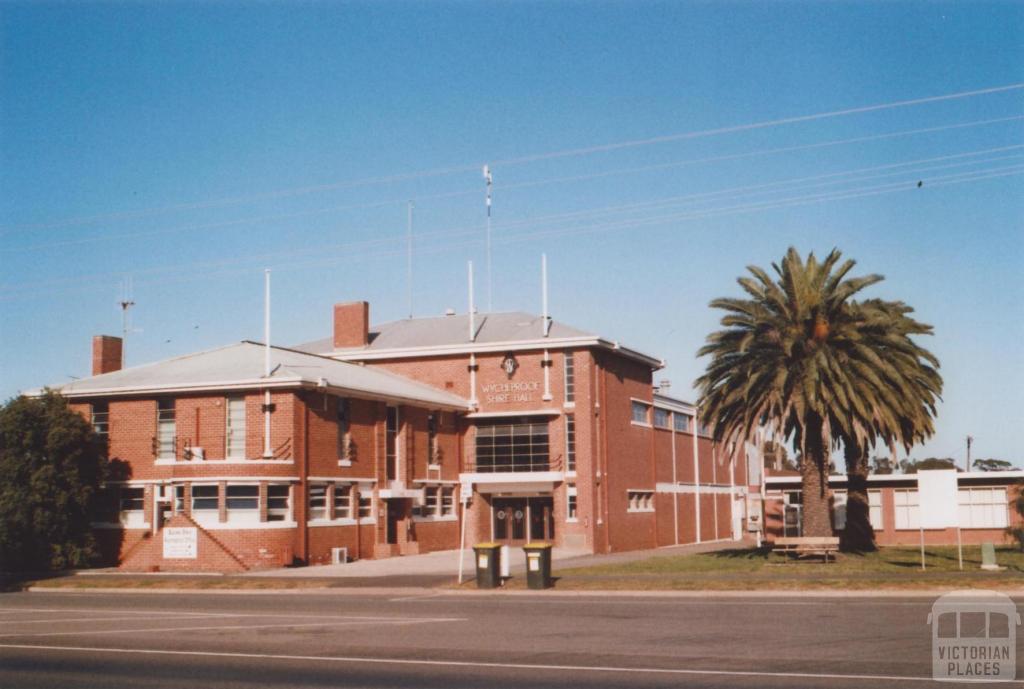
[492,497,554,544]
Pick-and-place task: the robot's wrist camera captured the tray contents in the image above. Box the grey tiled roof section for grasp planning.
[49,342,469,408]
[293,311,595,354]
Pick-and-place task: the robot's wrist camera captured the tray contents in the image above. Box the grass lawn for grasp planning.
[531,545,1024,591]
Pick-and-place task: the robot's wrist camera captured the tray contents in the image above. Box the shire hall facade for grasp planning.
[44,302,747,572]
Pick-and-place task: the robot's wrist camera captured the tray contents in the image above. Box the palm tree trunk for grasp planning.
[841,438,877,552]
[800,416,833,537]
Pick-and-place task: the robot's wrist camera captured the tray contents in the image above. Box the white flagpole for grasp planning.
[483,165,493,313]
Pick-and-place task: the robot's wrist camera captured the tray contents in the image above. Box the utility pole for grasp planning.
[483,164,493,313]
[966,435,974,472]
[118,277,136,368]
[407,200,414,319]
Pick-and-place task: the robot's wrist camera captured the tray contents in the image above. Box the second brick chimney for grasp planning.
[333,301,369,349]
[92,335,123,376]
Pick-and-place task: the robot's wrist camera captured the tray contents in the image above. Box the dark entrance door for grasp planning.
[385,500,402,544]
[493,497,554,544]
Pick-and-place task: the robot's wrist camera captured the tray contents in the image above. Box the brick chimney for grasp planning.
[92,335,123,376]
[333,301,369,348]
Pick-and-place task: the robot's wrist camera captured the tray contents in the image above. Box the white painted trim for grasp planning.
[197,521,298,531]
[765,470,1024,485]
[308,518,360,527]
[460,471,563,484]
[466,409,561,419]
[104,477,301,485]
[307,476,376,483]
[154,458,294,466]
[656,482,742,495]
[411,515,458,523]
[411,478,459,485]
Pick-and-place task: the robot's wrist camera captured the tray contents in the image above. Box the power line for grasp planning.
[3,83,1021,233]
[6,116,1021,253]
[3,161,1019,301]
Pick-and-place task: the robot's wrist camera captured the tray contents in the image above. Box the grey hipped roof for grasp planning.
[45,342,469,409]
[294,311,596,354]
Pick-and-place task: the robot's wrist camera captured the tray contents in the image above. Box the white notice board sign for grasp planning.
[917,470,959,529]
[163,527,198,559]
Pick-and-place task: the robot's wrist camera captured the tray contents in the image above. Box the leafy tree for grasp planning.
[0,391,108,572]
[697,248,941,546]
[899,457,958,474]
[973,458,1018,472]
[871,456,896,475]
[1009,481,1024,551]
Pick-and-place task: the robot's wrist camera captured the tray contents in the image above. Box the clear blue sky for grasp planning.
[1,2,1021,465]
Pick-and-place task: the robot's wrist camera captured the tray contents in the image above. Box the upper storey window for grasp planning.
[475,417,550,473]
[563,352,575,404]
[91,402,109,437]
[631,401,650,425]
[226,396,246,458]
[156,399,176,459]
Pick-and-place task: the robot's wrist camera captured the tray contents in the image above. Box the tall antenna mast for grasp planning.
[966,435,974,472]
[407,200,414,319]
[118,276,135,368]
[483,164,493,313]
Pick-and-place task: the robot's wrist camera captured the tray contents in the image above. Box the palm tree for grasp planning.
[696,248,942,543]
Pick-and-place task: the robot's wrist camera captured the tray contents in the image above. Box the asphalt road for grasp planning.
[0,590,1021,688]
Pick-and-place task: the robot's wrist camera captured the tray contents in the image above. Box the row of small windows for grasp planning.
[830,487,1010,531]
[630,401,707,436]
[308,483,374,521]
[411,486,456,518]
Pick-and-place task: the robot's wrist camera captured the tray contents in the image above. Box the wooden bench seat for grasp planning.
[772,536,840,563]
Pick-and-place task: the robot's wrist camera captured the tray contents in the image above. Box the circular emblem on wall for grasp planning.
[513,510,525,520]
[496,510,507,520]
[501,353,519,378]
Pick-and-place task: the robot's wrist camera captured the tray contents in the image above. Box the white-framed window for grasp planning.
[173,485,185,512]
[118,485,146,528]
[156,399,176,459]
[336,398,351,460]
[563,352,575,404]
[627,490,654,512]
[832,490,847,530]
[423,486,439,516]
[226,484,259,524]
[357,488,374,520]
[631,401,650,425]
[894,489,919,530]
[267,484,291,522]
[331,483,352,520]
[475,418,550,472]
[308,483,328,521]
[869,489,883,530]
[567,483,578,522]
[958,487,1008,529]
[427,413,439,465]
[564,414,576,473]
[226,396,246,458]
[440,487,454,516]
[191,484,219,512]
[673,413,691,433]
[654,408,670,429]
[697,421,711,437]
[91,402,109,437]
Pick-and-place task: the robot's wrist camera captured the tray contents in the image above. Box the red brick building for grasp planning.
[46,301,748,572]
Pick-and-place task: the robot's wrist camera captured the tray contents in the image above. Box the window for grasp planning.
[267,485,290,522]
[91,402,109,437]
[173,485,185,512]
[654,408,670,429]
[336,398,351,460]
[332,484,352,520]
[422,486,439,516]
[627,490,654,512]
[225,396,246,458]
[958,487,1008,529]
[308,484,328,521]
[673,413,691,433]
[832,490,847,530]
[474,418,550,472]
[386,406,399,481]
[631,401,650,425]
[894,489,919,529]
[567,483,578,521]
[868,490,883,529]
[191,484,218,512]
[427,413,439,464]
[697,421,711,437]
[226,485,258,511]
[564,414,576,473]
[119,486,144,512]
[357,489,373,519]
[440,487,454,516]
[156,399,176,459]
[563,352,575,404]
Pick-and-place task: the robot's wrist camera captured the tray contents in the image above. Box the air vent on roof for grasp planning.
[445,308,456,316]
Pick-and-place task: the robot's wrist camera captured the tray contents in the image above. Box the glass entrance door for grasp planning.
[493,497,554,544]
